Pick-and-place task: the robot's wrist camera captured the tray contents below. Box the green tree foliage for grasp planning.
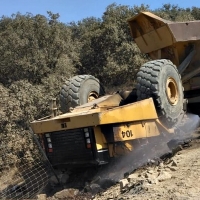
[154,4,195,21]
[191,7,200,20]
[0,12,78,86]
[74,4,150,86]
[0,12,78,158]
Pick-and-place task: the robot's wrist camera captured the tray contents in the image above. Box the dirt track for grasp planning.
[94,136,200,200]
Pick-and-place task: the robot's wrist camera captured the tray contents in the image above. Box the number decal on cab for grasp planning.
[122,130,133,138]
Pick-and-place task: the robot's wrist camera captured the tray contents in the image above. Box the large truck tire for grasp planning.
[136,59,183,127]
[60,75,105,113]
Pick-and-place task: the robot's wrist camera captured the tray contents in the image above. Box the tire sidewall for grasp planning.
[158,64,183,120]
[79,78,104,104]
[136,59,184,127]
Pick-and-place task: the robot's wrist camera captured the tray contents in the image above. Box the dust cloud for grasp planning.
[93,114,200,189]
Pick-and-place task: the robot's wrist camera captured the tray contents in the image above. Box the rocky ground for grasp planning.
[37,135,200,200]
[94,137,200,200]
[36,118,200,200]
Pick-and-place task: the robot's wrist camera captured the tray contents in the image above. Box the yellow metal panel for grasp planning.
[135,26,174,53]
[128,12,168,23]
[93,126,107,150]
[30,113,100,134]
[31,98,158,134]
[145,121,160,137]
[112,120,160,142]
[99,98,158,124]
[72,94,122,113]
[113,122,146,141]
[128,12,169,40]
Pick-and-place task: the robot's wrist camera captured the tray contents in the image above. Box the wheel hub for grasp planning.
[166,77,179,105]
[88,91,99,102]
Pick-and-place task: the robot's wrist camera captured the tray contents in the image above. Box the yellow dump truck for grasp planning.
[30,12,199,168]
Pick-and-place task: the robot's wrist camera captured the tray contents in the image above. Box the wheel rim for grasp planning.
[166,77,179,105]
[88,91,99,102]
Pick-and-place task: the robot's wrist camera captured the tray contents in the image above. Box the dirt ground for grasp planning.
[39,121,200,200]
[43,135,200,200]
[94,136,200,200]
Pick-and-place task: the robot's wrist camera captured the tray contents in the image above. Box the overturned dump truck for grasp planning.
[30,12,200,169]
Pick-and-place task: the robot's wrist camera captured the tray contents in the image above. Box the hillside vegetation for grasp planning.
[1,3,200,155]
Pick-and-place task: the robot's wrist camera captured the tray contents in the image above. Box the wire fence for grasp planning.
[0,93,50,200]
[0,133,50,199]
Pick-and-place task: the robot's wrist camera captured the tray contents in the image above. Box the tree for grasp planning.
[0,12,78,85]
[191,7,200,20]
[154,4,194,21]
[74,4,149,86]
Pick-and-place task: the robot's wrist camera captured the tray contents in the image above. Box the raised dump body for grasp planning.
[128,12,200,109]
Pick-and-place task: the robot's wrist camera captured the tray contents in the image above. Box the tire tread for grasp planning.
[60,75,104,113]
[136,59,183,126]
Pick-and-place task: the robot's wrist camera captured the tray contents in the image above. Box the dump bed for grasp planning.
[128,12,200,66]
[128,12,200,92]
[128,12,200,52]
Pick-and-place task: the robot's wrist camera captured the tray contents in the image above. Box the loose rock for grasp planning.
[127,173,138,182]
[119,179,129,191]
[157,171,172,182]
[37,194,47,200]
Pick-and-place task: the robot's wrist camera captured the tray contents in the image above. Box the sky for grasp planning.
[0,0,200,23]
